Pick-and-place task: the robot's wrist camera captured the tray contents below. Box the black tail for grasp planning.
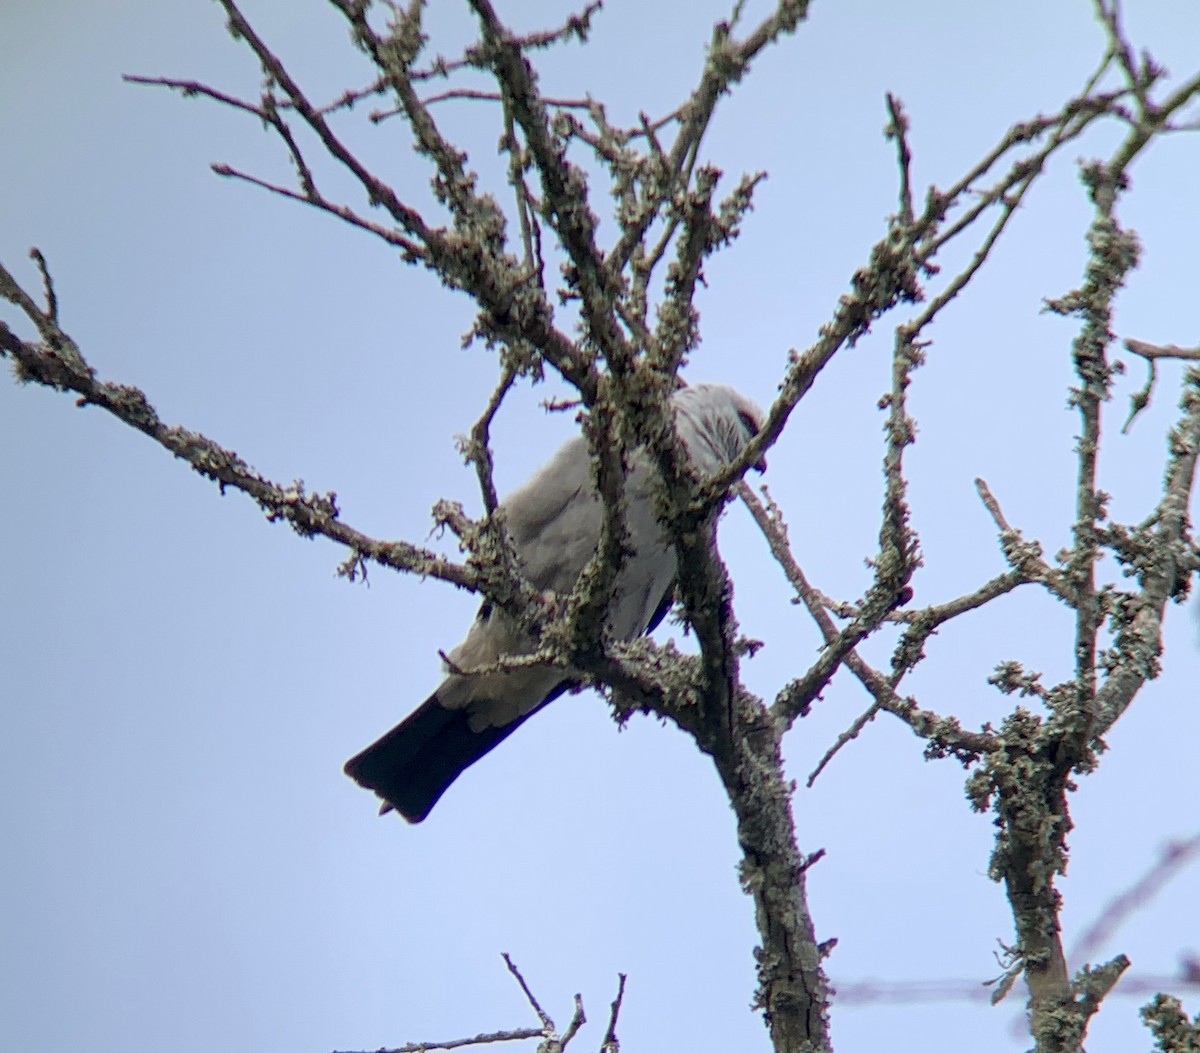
[344,685,567,822]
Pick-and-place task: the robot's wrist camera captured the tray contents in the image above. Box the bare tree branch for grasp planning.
[1121,338,1200,433]
[0,260,475,593]
[1072,833,1200,965]
[6,4,1200,1053]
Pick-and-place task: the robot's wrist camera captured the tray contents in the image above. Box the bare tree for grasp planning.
[3,2,1199,1052]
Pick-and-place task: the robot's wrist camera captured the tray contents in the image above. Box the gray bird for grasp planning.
[344,383,765,821]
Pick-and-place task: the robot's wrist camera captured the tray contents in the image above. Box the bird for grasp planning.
[343,383,766,822]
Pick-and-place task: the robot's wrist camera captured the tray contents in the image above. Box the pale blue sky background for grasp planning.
[2,2,1198,1052]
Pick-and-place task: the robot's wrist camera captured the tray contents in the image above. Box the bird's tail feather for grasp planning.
[344,685,567,822]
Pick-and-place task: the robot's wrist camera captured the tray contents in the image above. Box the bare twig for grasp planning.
[600,974,626,1053]
[211,163,424,257]
[123,73,264,116]
[0,261,474,592]
[464,367,516,515]
[330,1025,544,1053]
[1072,833,1200,965]
[27,248,57,323]
[739,483,998,770]
[885,94,915,225]
[604,0,812,283]
[420,87,596,110]
[558,995,587,1050]
[975,479,1074,603]
[831,969,1200,1007]
[502,953,554,1031]
[1125,339,1200,362]
[1091,367,1200,737]
[807,698,885,786]
[1120,338,1200,433]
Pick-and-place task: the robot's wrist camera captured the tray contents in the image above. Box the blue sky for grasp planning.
[2,2,1199,1051]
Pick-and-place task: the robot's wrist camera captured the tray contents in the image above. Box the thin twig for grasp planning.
[466,366,516,515]
[330,1025,545,1052]
[0,260,476,593]
[1124,339,1200,362]
[1071,833,1200,965]
[557,994,586,1049]
[600,974,626,1053]
[975,478,1073,603]
[1120,338,1200,432]
[738,483,997,766]
[885,93,915,224]
[830,970,1200,1007]
[502,953,554,1031]
[28,248,57,324]
[211,164,423,256]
